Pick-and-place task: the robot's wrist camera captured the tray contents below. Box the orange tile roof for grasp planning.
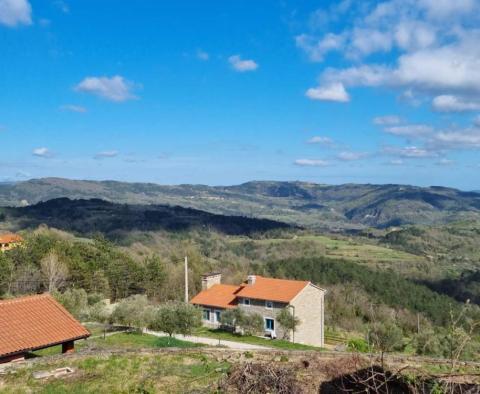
[0,233,23,244]
[190,284,242,309]
[236,276,309,303]
[0,294,90,358]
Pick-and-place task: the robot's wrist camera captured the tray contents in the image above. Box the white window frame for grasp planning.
[265,301,273,310]
[243,298,251,307]
[264,317,275,332]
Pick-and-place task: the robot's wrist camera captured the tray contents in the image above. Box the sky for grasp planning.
[1,0,480,189]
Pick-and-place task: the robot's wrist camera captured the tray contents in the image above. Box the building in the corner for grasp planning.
[0,294,91,363]
[190,273,326,347]
[0,233,24,252]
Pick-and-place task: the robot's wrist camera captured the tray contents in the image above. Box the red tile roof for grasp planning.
[236,276,309,303]
[191,276,311,308]
[0,294,90,358]
[190,284,241,309]
[0,233,23,244]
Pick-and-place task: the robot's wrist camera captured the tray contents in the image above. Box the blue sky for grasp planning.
[1,0,480,189]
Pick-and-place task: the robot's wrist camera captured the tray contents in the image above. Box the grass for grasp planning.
[29,332,203,359]
[233,234,423,264]
[85,332,205,350]
[194,327,322,351]
[0,353,229,393]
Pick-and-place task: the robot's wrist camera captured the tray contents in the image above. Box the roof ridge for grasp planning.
[0,293,50,305]
[46,294,91,329]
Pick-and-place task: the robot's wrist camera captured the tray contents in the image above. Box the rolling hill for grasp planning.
[0,197,291,240]
[1,178,479,229]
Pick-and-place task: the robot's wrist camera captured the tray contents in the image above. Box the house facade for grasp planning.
[190,273,326,347]
[0,233,23,253]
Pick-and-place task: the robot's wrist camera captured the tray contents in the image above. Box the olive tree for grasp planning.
[148,302,202,344]
[111,294,150,332]
[277,308,300,341]
[369,322,404,366]
[89,301,112,339]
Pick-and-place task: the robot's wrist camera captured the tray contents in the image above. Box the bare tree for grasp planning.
[41,251,68,292]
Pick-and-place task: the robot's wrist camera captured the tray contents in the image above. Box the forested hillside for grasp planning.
[0,197,291,242]
[1,178,480,229]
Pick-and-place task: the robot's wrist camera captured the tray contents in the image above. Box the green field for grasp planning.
[1,352,228,394]
[31,332,203,359]
[227,234,426,276]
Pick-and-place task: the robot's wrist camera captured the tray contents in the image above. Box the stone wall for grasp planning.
[290,284,325,347]
[237,297,289,340]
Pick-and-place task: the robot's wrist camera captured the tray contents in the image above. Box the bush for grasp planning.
[111,295,150,330]
[149,302,202,339]
[241,313,264,336]
[347,338,371,353]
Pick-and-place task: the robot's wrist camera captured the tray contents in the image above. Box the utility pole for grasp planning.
[184,255,189,303]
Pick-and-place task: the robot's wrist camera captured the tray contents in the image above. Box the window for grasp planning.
[265,301,273,309]
[215,310,221,323]
[203,309,210,321]
[265,318,275,331]
[243,298,251,306]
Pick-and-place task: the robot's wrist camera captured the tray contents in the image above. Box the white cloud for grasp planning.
[295,33,345,62]
[350,28,392,57]
[432,95,480,112]
[228,55,258,72]
[337,151,369,161]
[383,145,438,158]
[32,147,53,158]
[197,49,209,61]
[294,159,329,167]
[419,0,476,19]
[373,115,402,126]
[394,21,436,51]
[387,159,405,166]
[435,158,455,166]
[384,124,433,138]
[0,0,32,27]
[298,1,480,108]
[306,82,350,102]
[60,104,87,113]
[432,129,480,149]
[307,136,334,145]
[94,150,119,160]
[75,76,137,102]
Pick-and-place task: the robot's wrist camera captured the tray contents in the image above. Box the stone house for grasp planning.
[0,233,23,253]
[190,273,326,347]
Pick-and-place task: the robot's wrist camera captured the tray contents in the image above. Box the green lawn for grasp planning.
[85,332,204,349]
[0,353,229,393]
[30,332,203,359]
[194,327,322,351]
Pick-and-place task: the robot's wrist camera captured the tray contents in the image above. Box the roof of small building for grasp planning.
[190,284,241,309]
[236,276,310,303]
[0,294,90,358]
[0,233,23,244]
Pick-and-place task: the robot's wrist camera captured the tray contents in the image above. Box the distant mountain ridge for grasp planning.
[0,178,479,229]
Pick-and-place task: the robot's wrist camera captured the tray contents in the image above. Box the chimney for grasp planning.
[247,275,256,286]
[201,273,222,290]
